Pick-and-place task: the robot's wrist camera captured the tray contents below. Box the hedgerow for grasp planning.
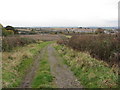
[2,36,36,51]
[57,34,120,66]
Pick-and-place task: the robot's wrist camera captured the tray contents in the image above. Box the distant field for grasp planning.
[19,34,62,41]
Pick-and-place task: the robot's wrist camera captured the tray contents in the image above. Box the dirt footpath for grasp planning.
[19,47,46,88]
[20,44,82,88]
[47,45,83,88]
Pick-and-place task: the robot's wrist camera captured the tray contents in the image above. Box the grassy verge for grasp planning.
[32,47,55,88]
[54,44,118,88]
[2,41,53,88]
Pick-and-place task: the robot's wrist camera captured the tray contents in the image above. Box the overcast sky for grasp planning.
[0,0,119,27]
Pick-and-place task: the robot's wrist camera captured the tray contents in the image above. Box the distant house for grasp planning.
[104,30,110,34]
[104,29,119,34]
[17,31,29,35]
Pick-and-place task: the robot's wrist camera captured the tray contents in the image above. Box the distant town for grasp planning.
[15,27,119,35]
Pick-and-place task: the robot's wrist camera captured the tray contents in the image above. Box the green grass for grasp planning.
[54,44,118,88]
[2,41,53,88]
[32,49,55,88]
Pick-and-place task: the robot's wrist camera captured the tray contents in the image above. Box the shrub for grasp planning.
[58,34,120,66]
[95,28,105,34]
[2,30,14,36]
[1,25,14,36]
[5,26,15,31]
[2,36,36,51]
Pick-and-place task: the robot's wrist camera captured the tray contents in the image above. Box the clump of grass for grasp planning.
[32,50,55,88]
[54,44,118,88]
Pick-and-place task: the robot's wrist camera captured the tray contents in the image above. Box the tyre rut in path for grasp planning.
[47,45,83,88]
[19,47,47,88]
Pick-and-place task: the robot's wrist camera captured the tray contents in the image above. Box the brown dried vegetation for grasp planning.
[57,34,120,66]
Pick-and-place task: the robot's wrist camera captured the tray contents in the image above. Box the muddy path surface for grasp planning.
[47,45,83,88]
[19,47,46,88]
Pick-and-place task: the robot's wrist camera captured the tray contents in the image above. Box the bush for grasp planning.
[95,28,105,34]
[5,26,15,31]
[2,30,14,36]
[2,36,36,51]
[0,24,15,36]
[58,34,120,66]
[1,26,14,36]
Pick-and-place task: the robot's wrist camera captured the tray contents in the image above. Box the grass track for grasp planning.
[31,47,55,88]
